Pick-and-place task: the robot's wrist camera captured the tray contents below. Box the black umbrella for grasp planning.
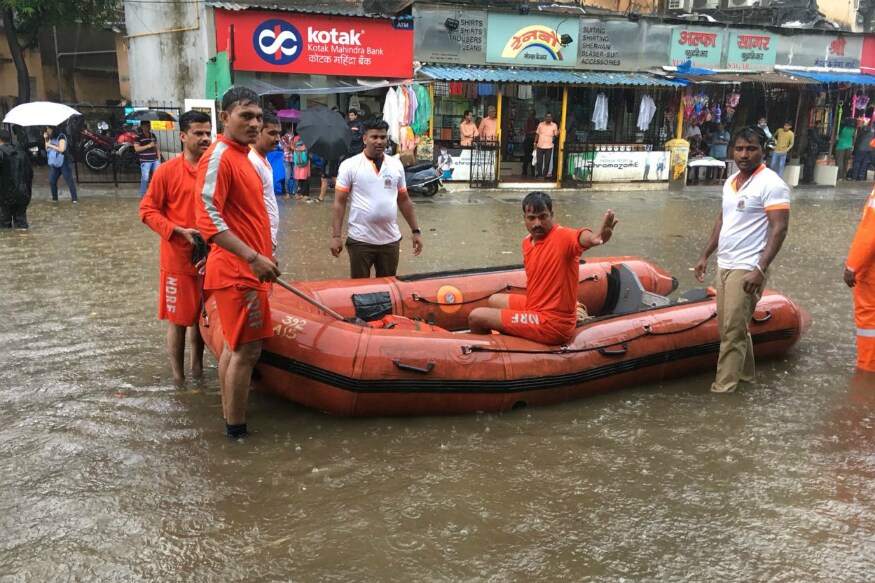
[296,106,352,160]
[125,109,177,122]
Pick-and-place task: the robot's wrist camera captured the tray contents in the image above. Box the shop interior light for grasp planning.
[444,18,460,31]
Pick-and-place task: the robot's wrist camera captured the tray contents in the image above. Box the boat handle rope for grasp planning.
[751,310,772,324]
[412,274,600,306]
[461,310,718,356]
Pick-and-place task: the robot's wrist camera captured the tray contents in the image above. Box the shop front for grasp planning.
[414,8,682,188]
[213,8,418,117]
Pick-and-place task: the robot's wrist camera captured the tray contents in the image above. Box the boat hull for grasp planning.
[199,258,807,416]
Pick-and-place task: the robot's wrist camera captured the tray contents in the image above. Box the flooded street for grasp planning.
[2,180,874,582]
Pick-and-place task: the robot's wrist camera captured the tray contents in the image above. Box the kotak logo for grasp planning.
[254,19,302,65]
[307,27,363,45]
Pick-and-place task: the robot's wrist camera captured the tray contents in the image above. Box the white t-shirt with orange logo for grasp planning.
[717,165,790,270]
[335,153,408,245]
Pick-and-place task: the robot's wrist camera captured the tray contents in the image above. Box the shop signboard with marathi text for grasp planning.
[485,13,578,68]
[577,19,643,71]
[413,6,486,65]
[669,28,724,68]
[214,9,414,78]
[777,33,862,69]
[726,30,777,70]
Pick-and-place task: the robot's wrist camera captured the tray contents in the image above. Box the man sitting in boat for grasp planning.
[468,191,618,345]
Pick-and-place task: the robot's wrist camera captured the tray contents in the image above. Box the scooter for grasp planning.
[404,161,441,197]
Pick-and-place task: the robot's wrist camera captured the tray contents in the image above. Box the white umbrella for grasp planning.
[2,101,80,127]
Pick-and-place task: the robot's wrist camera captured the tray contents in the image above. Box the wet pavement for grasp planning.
[1,174,874,582]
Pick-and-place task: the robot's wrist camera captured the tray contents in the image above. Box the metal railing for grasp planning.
[67,103,182,185]
[469,139,499,189]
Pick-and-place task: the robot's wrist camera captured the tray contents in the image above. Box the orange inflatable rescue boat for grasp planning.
[199,257,810,417]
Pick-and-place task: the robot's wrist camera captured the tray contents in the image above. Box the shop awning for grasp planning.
[664,71,814,85]
[417,65,682,87]
[789,71,875,86]
[235,75,412,95]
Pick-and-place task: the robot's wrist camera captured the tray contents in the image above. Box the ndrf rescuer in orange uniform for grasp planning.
[845,186,875,371]
[139,110,213,382]
[194,87,280,439]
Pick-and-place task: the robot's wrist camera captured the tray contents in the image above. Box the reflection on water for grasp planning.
[0,185,872,581]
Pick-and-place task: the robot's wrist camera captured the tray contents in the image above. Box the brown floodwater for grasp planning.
[1,182,873,582]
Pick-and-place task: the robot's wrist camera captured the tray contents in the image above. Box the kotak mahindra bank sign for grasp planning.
[214,9,414,78]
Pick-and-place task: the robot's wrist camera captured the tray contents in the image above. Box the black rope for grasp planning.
[413,274,600,306]
[462,310,717,356]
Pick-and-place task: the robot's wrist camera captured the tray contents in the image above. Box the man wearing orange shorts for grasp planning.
[469,191,617,345]
[194,87,280,439]
[139,110,213,382]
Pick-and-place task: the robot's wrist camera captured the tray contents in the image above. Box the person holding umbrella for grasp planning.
[44,123,78,203]
[194,86,280,439]
[296,105,352,204]
[135,120,161,197]
[330,118,423,278]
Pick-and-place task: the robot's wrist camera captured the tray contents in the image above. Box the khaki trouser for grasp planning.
[712,268,765,393]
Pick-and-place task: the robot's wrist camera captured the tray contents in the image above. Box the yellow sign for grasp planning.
[150,120,175,131]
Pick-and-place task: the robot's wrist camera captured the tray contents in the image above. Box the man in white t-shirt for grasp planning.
[247,110,280,251]
[330,118,423,278]
[694,126,790,393]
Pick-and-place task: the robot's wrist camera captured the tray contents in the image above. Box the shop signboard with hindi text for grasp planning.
[777,33,862,69]
[669,28,724,68]
[214,9,414,78]
[413,6,486,65]
[726,30,777,70]
[485,13,578,68]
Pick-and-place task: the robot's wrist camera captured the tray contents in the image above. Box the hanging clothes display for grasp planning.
[348,95,361,113]
[592,92,609,131]
[410,84,432,136]
[637,95,657,131]
[406,86,417,125]
[518,85,533,99]
[382,87,400,145]
[724,92,740,123]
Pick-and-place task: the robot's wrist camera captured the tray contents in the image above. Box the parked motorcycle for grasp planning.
[79,121,138,172]
[404,161,441,197]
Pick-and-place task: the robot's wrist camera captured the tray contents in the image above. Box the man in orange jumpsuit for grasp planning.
[468,191,617,345]
[195,87,280,439]
[139,110,213,382]
[845,185,875,371]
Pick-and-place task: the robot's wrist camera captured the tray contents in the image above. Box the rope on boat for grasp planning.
[412,274,600,306]
[461,310,718,356]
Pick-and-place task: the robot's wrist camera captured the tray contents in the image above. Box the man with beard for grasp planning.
[331,118,423,278]
[139,111,213,382]
[468,191,617,345]
[194,87,280,438]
